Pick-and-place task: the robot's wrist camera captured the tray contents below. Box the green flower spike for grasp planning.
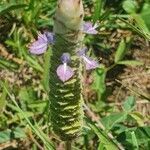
[49,0,84,140]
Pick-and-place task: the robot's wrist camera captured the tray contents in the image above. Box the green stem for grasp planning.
[106,63,117,72]
[66,141,72,150]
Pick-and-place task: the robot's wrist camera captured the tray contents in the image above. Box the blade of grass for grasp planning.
[0,4,27,15]
[1,81,54,150]
[93,0,103,23]
[118,17,150,41]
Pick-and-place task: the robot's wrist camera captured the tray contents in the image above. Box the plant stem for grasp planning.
[66,141,72,150]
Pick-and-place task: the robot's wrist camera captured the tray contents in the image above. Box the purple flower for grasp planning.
[83,22,98,34]
[45,32,55,45]
[56,53,74,82]
[29,32,54,55]
[78,48,99,70]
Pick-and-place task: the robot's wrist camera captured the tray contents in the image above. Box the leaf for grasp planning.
[0,4,27,15]
[117,126,150,148]
[141,3,150,30]
[0,58,18,70]
[113,124,128,135]
[24,55,43,72]
[8,112,34,124]
[132,14,149,33]
[114,38,126,63]
[129,112,144,126]
[101,112,127,130]
[118,17,150,40]
[18,87,36,103]
[85,117,118,150]
[0,127,26,144]
[92,67,106,102]
[122,0,138,14]
[123,96,136,112]
[92,68,106,94]
[131,131,139,149]
[93,0,103,23]
[117,60,143,66]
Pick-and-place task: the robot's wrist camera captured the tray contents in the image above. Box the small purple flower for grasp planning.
[29,32,54,55]
[83,22,98,34]
[56,53,74,82]
[78,48,99,70]
[44,32,55,45]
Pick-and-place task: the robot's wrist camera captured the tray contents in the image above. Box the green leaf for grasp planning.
[129,112,144,126]
[0,58,18,70]
[141,3,150,30]
[0,4,27,15]
[93,0,102,23]
[117,60,143,66]
[112,124,128,135]
[24,55,43,72]
[0,127,26,144]
[92,68,106,94]
[85,117,119,150]
[131,131,139,149]
[18,87,36,103]
[92,67,106,102]
[117,126,150,148]
[114,38,126,63]
[101,112,127,130]
[118,17,150,40]
[123,96,135,112]
[132,14,149,33]
[122,0,138,14]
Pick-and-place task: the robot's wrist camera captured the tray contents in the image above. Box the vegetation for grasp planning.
[0,0,150,149]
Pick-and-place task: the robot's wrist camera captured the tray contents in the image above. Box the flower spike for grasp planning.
[83,22,98,34]
[78,48,99,70]
[56,53,74,82]
[29,32,55,55]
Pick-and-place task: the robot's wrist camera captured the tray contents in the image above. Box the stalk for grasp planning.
[49,0,84,141]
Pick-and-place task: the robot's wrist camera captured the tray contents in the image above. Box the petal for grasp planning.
[83,56,99,70]
[60,53,71,63]
[77,47,88,56]
[29,40,48,55]
[29,32,49,55]
[44,32,55,44]
[83,22,98,34]
[56,63,74,82]
[85,29,98,34]
[38,33,48,42]
[83,22,92,29]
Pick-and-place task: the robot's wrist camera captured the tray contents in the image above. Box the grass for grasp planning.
[0,0,150,149]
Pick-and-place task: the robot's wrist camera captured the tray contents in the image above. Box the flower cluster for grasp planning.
[29,22,99,82]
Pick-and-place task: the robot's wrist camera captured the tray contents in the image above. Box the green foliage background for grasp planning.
[0,0,150,149]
